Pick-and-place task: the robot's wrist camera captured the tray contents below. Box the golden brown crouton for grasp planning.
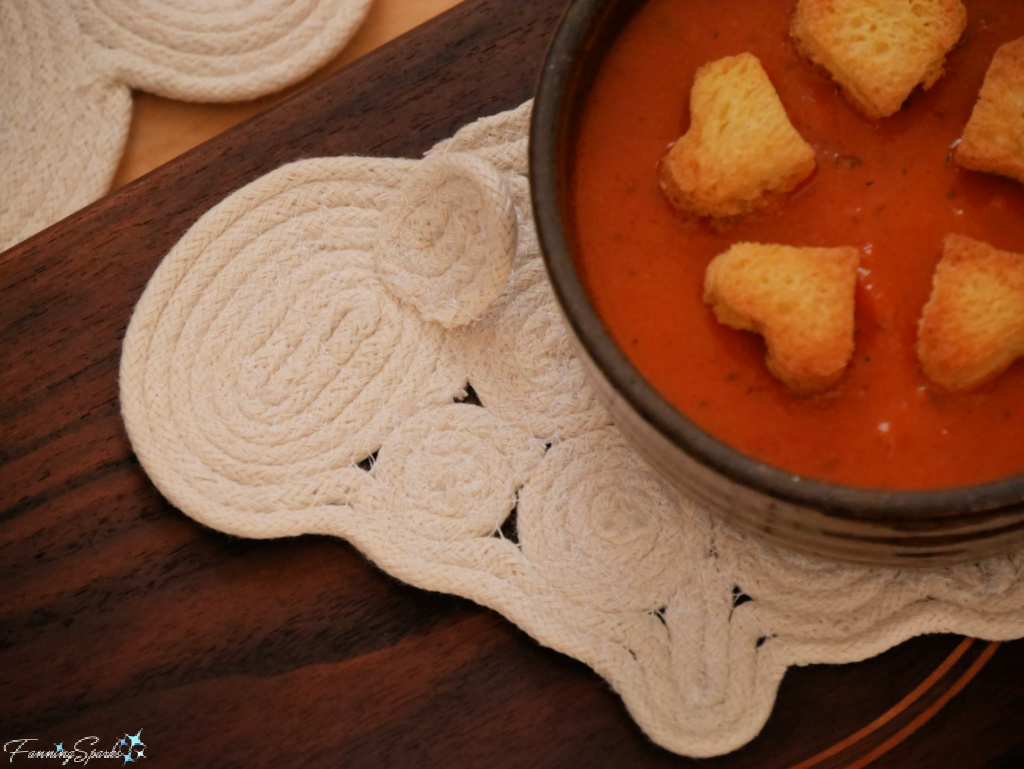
[791,0,967,119]
[704,242,861,394]
[954,37,1024,184]
[917,234,1024,390]
[659,53,816,219]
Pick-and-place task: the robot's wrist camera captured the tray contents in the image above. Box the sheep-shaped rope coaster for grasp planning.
[119,101,1024,759]
[2,0,373,251]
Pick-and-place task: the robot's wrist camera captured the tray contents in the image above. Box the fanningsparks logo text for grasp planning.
[3,731,146,765]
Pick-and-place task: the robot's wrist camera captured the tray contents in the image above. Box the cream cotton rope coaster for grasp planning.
[119,101,1024,758]
[1,0,372,251]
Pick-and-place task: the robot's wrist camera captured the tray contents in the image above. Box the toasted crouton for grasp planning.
[791,0,967,119]
[917,234,1024,390]
[659,53,816,219]
[954,37,1024,184]
[704,243,861,394]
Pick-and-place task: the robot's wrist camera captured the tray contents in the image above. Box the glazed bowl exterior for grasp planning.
[528,0,1024,566]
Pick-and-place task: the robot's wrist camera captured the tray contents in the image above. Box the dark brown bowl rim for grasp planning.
[529,0,1024,521]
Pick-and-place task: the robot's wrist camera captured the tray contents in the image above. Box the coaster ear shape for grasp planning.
[375,153,518,328]
[2,0,374,250]
[72,0,373,101]
[119,155,466,537]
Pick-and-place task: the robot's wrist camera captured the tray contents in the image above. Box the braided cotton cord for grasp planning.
[70,0,373,101]
[1,0,373,251]
[120,101,1024,758]
[1,0,130,250]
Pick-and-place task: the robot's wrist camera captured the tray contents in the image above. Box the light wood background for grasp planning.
[110,0,463,190]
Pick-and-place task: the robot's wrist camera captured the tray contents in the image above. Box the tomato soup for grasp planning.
[571,0,1024,489]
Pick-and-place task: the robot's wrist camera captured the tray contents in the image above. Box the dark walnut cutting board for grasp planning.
[1,0,1022,766]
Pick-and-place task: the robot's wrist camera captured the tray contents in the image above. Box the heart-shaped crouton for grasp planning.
[917,234,1024,390]
[955,37,1024,185]
[659,53,816,219]
[704,242,861,394]
[792,0,967,119]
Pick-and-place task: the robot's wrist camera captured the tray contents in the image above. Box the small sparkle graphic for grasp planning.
[54,743,63,752]
[118,729,146,763]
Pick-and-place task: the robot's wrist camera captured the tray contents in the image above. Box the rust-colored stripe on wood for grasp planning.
[845,641,1001,768]
[786,637,975,769]
[786,639,1001,769]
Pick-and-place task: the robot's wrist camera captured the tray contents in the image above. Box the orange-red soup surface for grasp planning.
[572,0,1024,489]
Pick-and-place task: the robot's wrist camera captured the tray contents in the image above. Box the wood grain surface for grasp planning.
[1,0,1022,766]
